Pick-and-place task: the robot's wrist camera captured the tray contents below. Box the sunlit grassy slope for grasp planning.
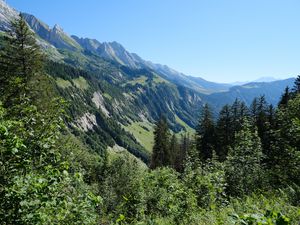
[72,76,89,90]
[123,121,155,153]
[124,117,195,153]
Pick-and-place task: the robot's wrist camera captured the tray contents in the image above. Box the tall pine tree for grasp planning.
[0,14,43,111]
[268,94,300,187]
[225,119,264,196]
[196,104,215,161]
[150,115,171,169]
[278,86,291,107]
[231,99,249,134]
[216,104,232,161]
[251,95,273,160]
[292,75,300,94]
[169,134,180,171]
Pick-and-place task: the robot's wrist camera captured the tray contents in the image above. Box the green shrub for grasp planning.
[183,159,227,209]
[3,166,101,225]
[142,167,197,224]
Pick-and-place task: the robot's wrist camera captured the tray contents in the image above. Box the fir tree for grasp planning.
[169,134,180,171]
[251,95,271,159]
[179,134,191,171]
[250,97,258,117]
[268,94,300,187]
[0,14,43,110]
[216,104,232,160]
[232,99,249,134]
[262,104,276,165]
[150,115,171,169]
[292,75,300,94]
[267,104,275,127]
[256,96,268,131]
[225,119,264,196]
[278,86,291,107]
[196,104,215,161]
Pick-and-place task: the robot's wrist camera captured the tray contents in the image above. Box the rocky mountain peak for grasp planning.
[21,13,50,33]
[97,41,141,68]
[108,41,126,50]
[71,35,102,52]
[53,24,63,32]
[19,13,82,51]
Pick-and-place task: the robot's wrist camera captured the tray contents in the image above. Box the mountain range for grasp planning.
[18,8,294,96]
[0,0,295,161]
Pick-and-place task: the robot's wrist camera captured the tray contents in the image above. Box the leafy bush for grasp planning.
[183,159,227,209]
[101,154,146,223]
[3,166,101,225]
[225,120,264,196]
[142,167,197,224]
[234,210,291,225]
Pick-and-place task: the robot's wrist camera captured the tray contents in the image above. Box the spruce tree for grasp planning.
[250,97,258,117]
[267,104,275,127]
[292,75,300,94]
[0,15,61,166]
[251,95,272,159]
[216,104,232,160]
[268,94,300,187]
[169,134,180,171]
[225,119,264,196]
[256,95,268,131]
[0,14,43,110]
[231,99,249,134]
[179,134,191,171]
[262,104,276,165]
[278,86,291,107]
[150,115,171,169]
[196,104,215,161]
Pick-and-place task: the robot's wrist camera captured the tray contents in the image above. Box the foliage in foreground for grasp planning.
[0,15,101,224]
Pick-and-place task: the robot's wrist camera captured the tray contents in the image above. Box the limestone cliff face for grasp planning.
[71,35,102,52]
[0,3,62,60]
[70,35,231,94]
[72,35,142,69]
[21,13,81,51]
[0,0,18,30]
[22,13,50,40]
[48,24,82,50]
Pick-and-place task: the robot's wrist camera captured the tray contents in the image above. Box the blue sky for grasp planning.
[6,0,300,83]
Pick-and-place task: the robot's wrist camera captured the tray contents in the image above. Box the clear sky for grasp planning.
[6,0,300,83]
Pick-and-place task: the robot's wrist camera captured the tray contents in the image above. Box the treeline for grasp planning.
[147,76,300,223]
[151,79,300,193]
[105,80,300,223]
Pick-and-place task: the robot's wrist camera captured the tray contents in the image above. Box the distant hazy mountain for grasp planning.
[204,78,295,112]
[230,76,279,86]
[252,76,278,83]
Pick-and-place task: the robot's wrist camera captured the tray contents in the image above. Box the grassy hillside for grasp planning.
[123,121,155,152]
